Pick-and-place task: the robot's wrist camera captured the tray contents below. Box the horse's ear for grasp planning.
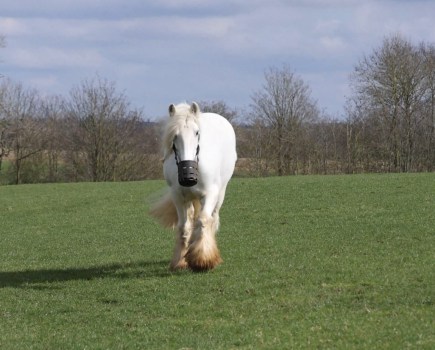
[169,104,176,117]
[191,102,200,116]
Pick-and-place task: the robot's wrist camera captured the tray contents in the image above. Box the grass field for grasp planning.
[0,174,434,349]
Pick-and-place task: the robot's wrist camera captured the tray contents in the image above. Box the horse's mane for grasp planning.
[162,103,200,160]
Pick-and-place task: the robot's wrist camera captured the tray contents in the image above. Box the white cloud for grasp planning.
[0,17,28,36]
[133,16,235,39]
[5,47,105,70]
[320,36,346,52]
[1,0,435,117]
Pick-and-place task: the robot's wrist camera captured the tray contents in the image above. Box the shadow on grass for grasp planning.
[0,260,178,289]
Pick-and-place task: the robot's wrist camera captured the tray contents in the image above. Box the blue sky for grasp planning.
[1,0,435,119]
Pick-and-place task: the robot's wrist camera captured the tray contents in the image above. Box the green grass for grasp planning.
[1,174,434,349]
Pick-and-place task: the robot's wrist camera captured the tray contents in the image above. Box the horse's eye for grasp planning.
[196,131,200,136]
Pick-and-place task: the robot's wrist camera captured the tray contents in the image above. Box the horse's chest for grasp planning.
[179,186,204,201]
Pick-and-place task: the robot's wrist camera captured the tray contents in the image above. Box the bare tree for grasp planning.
[0,79,44,184]
[251,65,318,175]
[198,100,238,123]
[350,34,427,172]
[419,43,435,170]
[38,95,67,182]
[65,76,151,182]
[0,83,10,173]
[0,120,9,173]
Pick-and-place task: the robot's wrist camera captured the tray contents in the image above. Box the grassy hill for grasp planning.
[1,174,434,349]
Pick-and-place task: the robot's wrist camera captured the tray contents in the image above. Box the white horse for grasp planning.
[150,102,237,271]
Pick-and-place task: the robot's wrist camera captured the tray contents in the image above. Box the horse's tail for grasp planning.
[149,192,178,229]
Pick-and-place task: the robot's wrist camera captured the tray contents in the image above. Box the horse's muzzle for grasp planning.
[177,160,198,187]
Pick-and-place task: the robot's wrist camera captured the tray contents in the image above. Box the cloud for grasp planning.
[5,47,105,70]
[319,36,346,52]
[0,17,28,36]
[352,1,435,44]
[126,16,235,40]
[1,0,435,117]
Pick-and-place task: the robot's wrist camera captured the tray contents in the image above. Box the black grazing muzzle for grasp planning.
[172,144,200,187]
[177,160,198,187]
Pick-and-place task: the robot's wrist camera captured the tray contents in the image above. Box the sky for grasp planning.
[1,0,435,119]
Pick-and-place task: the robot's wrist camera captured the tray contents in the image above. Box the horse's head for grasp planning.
[164,102,201,187]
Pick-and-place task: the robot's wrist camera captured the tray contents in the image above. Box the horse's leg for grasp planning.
[170,200,194,270]
[211,185,228,233]
[186,189,222,272]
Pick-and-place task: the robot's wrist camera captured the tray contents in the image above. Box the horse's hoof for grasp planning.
[185,252,223,272]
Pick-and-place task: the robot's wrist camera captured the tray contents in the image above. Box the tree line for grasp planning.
[0,77,161,184]
[1,34,435,184]
[241,34,435,176]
